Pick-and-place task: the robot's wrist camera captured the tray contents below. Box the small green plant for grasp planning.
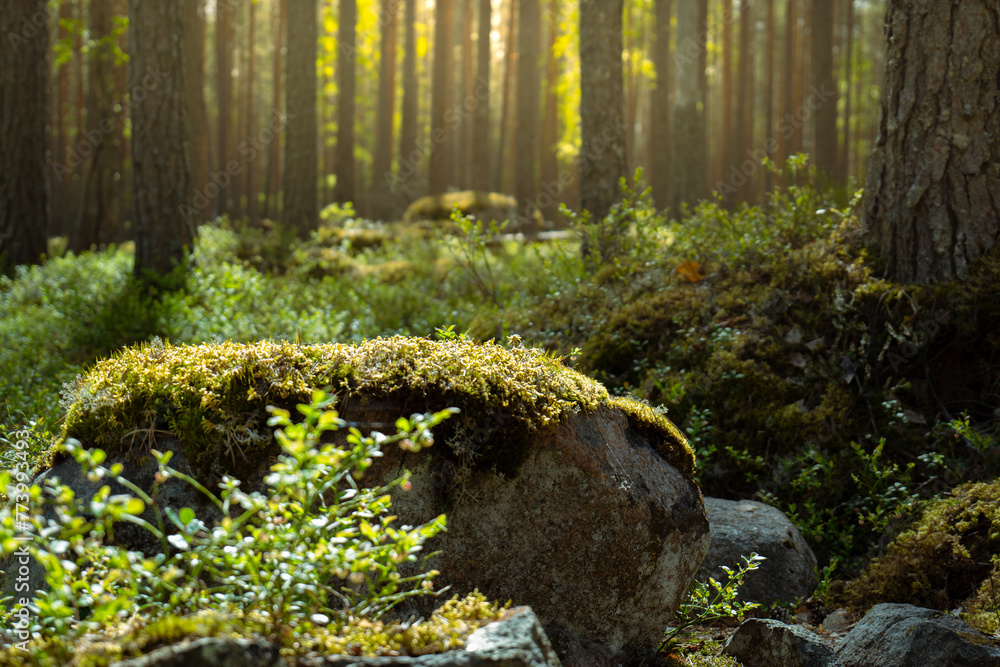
[0,390,456,645]
[661,553,765,650]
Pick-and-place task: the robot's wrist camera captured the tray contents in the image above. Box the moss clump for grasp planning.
[403,191,520,223]
[55,336,692,482]
[845,480,1000,621]
[0,593,507,666]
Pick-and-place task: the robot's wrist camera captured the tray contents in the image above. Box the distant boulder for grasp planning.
[403,191,545,234]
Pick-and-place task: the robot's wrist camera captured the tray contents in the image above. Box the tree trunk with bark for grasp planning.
[398,0,419,197]
[671,0,706,210]
[579,0,626,224]
[651,0,672,209]
[284,0,319,236]
[863,0,1000,284]
[129,0,193,283]
[72,0,120,252]
[372,0,399,219]
[0,0,50,274]
[263,0,285,219]
[335,0,357,204]
[811,0,837,180]
[429,0,455,195]
[515,0,541,231]
[215,0,234,217]
[472,0,492,192]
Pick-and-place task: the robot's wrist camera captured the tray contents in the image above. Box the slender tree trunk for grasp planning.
[72,0,119,252]
[129,0,192,283]
[263,0,285,220]
[398,0,418,198]
[429,0,455,195]
[515,0,540,231]
[216,0,234,217]
[811,0,836,180]
[671,0,706,210]
[373,0,399,219]
[472,0,492,192]
[0,0,50,274]
[243,1,258,226]
[460,0,475,190]
[764,0,775,194]
[721,0,733,189]
[495,0,516,192]
[579,0,626,225]
[539,0,560,222]
[651,0,672,209]
[284,0,319,235]
[735,0,754,202]
[779,0,798,169]
[863,0,1000,284]
[182,0,207,227]
[840,0,854,183]
[335,0,356,204]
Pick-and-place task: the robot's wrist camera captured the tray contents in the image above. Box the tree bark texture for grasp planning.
[651,0,672,209]
[0,0,49,274]
[671,0,706,210]
[182,0,207,226]
[579,0,627,222]
[372,0,398,219]
[472,0,492,192]
[335,0,357,205]
[284,0,319,235]
[515,0,541,231]
[863,0,1000,283]
[430,0,455,195]
[811,0,837,180]
[129,0,193,281]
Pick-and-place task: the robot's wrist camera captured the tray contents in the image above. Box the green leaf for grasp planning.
[179,507,195,525]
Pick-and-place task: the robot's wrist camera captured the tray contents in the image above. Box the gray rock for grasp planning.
[112,636,286,667]
[836,603,1000,667]
[697,498,817,606]
[299,607,561,667]
[346,400,710,664]
[724,618,842,667]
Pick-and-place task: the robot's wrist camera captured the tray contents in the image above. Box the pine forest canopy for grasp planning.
[4,0,998,283]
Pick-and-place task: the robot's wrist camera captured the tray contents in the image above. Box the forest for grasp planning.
[0,0,999,666]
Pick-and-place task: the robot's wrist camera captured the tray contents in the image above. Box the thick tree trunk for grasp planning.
[471,0,492,192]
[651,0,672,209]
[811,0,837,180]
[72,0,120,252]
[0,0,49,274]
[372,0,399,219]
[129,0,192,282]
[429,0,455,195]
[335,0,357,204]
[284,0,319,235]
[863,1,1000,284]
[671,0,706,211]
[579,0,626,223]
[515,0,541,231]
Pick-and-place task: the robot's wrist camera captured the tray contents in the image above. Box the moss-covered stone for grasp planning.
[54,336,694,482]
[845,480,1000,627]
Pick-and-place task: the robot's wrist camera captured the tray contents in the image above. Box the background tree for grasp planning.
[215,0,235,217]
[335,0,357,205]
[284,0,319,236]
[863,0,1000,283]
[515,0,541,230]
[811,0,837,180]
[129,0,193,282]
[671,0,706,211]
[182,0,208,227]
[398,0,419,197]
[0,0,49,275]
[472,0,492,192]
[372,0,398,219]
[650,0,672,209]
[429,0,455,195]
[72,0,119,252]
[578,0,626,223]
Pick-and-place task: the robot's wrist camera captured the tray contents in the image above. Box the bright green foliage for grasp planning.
[662,553,765,650]
[0,392,464,662]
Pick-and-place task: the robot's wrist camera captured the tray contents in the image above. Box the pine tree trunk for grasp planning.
[811,0,836,180]
[245,0,259,227]
[671,0,706,211]
[215,1,234,217]
[651,0,672,209]
[398,0,419,197]
[129,0,193,282]
[495,0,517,193]
[263,0,285,219]
[863,0,1000,284]
[182,0,207,226]
[515,0,541,231]
[72,0,120,252]
[335,0,357,204]
[472,0,492,192]
[429,0,455,195]
[0,0,50,274]
[734,0,754,203]
[539,0,560,222]
[721,0,733,190]
[284,0,319,235]
[763,0,775,194]
[579,0,626,225]
[373,0,399,219]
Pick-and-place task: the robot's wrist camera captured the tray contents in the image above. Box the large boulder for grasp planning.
[723,618,841,667]
[835,603,1000,667]
[13,337,707,664]
[696,498,817,606]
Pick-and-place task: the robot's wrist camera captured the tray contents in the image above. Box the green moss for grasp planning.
[403,191,519,223]
[845,480,1000,619]
[607,396,695,478]
[54,336,693,483]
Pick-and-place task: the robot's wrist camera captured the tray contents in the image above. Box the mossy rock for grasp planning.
[52,336,693,483]
[402,191,545,234]
[845,480,1000,628]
